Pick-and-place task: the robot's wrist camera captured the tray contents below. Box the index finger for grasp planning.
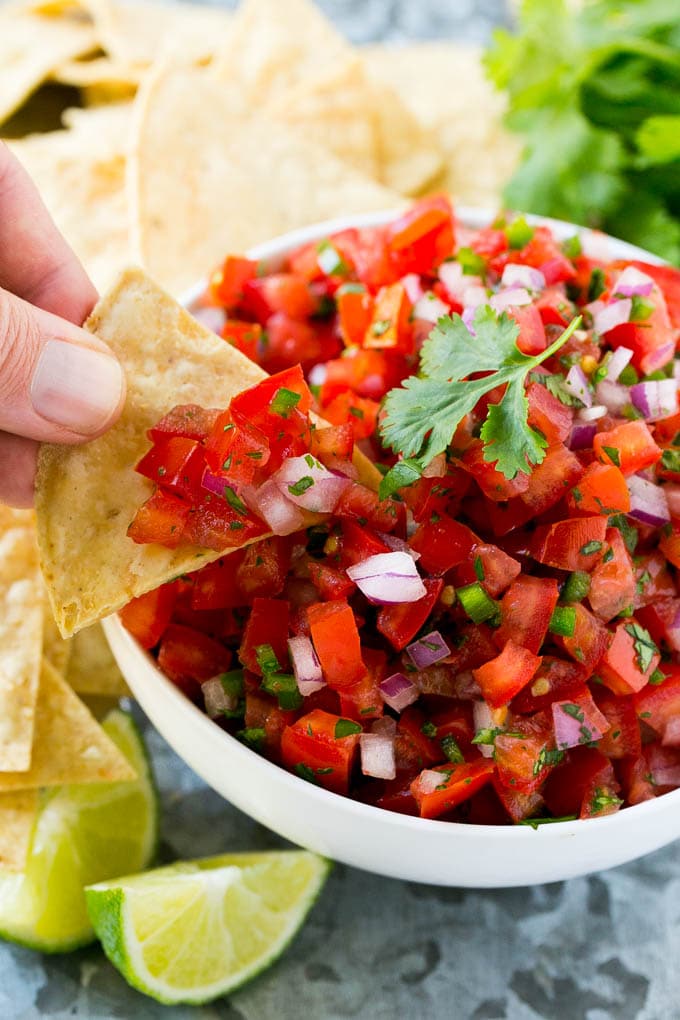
[0,142,98,324]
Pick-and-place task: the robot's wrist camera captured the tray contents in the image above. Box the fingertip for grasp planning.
[0,432,37,508]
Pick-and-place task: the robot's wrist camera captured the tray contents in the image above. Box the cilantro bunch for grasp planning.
[378,306,580,497]
[486,0,680,264]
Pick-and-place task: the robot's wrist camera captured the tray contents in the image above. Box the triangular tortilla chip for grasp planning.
[0,791,38,871]
[0,507,42,772]
[0,660,135,792]
[42,589,72,676]
[129,64,399,295]
[66,623,131,698]
[37,269,380,637]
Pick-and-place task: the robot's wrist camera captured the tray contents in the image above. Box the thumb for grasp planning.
[0,286,125,444]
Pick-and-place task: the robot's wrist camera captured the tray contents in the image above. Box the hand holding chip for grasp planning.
[0,143,126,508]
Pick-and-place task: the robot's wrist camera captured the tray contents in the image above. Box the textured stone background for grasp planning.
[4,2,680,1018]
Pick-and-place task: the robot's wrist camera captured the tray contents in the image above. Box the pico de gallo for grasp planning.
[121,196,680,826]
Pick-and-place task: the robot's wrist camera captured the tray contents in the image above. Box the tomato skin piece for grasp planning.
[510,656,586,715]
[409,514,477,574]
[588,527,636,622]
[494,575,559,654]
[209,256,258,308]
[157,624,232,699]
[238,597,290,675]
[519,443,584,514]
[127,490,191,549]
[530,516,607,572]
[281,709,360,795]
[593,420,662,475]
[534,288,573,328]
[307,600,365,688]
[149,404,220,443]
[376,578,444,652]
[556,603,609,672]
[473,641,542,709]
[120,582,179,649]
[526,381,574,445]
[543,746,619,819]
[411,761,495,820]
[597,620,660,696]
[594,690,641,759]
[566,462,630,516]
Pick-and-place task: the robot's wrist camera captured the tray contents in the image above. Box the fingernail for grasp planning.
[31,339,125,435]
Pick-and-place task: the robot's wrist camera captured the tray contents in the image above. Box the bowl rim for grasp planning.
[121,204,676,842]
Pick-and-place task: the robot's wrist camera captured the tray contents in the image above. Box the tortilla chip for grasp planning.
[66,623,131,698]
[0,6,97,125]
[37,269,380,637]
[130,64,399,295]
[212,0,442,196]
[51,54,142,95]
[363,42,520,208]
[0,508,42,772]
[7,109,131,291]
[0,659,135,792]
[0,791,38,871]
[42,591,72,676]
[82,0,233,66]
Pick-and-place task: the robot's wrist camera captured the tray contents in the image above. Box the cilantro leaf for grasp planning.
[380,307,581,480]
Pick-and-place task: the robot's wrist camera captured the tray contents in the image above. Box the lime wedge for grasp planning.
[86,850,330,1005]
[0,709,157,952]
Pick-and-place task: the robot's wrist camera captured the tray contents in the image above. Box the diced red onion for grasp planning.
[346,551,426,604]
[577,404,607,422]
[462,306,477,335]
[501,264,545,292]
[414,291,449,323]
[193,305,226,335]
[614,266,655,298]
[463,284,487,308]
[288,635,325,696]
[372,716,397,737]
[627,475,670,527]
[663,716,680,746]
[650,758,680,787]
[595,380,629,414]
[379,672,419,713]
[564,364,592,406]
[360,733,396,780]
[202,677,237,719]
[585,298,605,321]
[422,452,447,478]
[438,261,483,302]
[406,630,450,669]
[672,360,680,384]
[594,298,632,336]
[630,379,679,422]
[201,467,231,498]
[417,769,444,795]
[273,455,350,513]
[375,531,420,561]
[569,421,598,450]
[552,699,609,750]
[247,478,306,535]
[490,287,532,312]
[605,346,634,381]
[473,701,496,759]
[663,608,680,655]
[308,363,327,387]
[401,273,424,303]
[664,484,680,517]
[643,341,675,374]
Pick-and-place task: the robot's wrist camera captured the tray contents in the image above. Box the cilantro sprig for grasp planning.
[379,307,581,491]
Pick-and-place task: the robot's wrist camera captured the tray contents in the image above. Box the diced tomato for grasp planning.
[127,490,191,549]
[332,226,398,293]
[239,273,315,324]
[182,493,266,552]
[321,391,380,441]
[309,423,354,472]
[387,195,455,275]
[454,543,521,598]
[204,414,270,486]
[280,709,360,795]
[446,623,499,674]
[509,303,547,355]
[495,575,559,654]
[633,664,680,743]
[239,598,290,675]
[377,578,443,651]
[244,689,296,761]
[222,320,262,362]
[636,597,680,651]
[373,774,419,816]
[593,689,641,759]
[535,288,574,328]
[511,656,586,715]
[473,640,542,709]
[543,747,620,819]
[157,624,231,698]
[634,552,677,609]
[307,600,365,688]
[339,648,385,722]
[308,559,356,601]
[587,527,636,622]
[463,441,529,501]
[230,365,313,424]
[236,537,294,601]
[526,381,574,445]
[337,284,374,347]
[149,404,220,443]
[556,604,609,672]
[551,687,610,749]
[494,712,555,794]
[339,519,391,567]
[119,582,179,649]
[363,282,413,354]
[334,483,402,532]
[659,520,680,571]
[263,314,328,374]
[321,347,408,405]
[429,703,476,759]
[404,471,471,524]
[209,256,258,308]
[566,462,630,516]
[597,619,660,696]
[190,554,245,611]
[397,707,441,768]
[411,761,495,820]
[409,514,477,574]
[530,516,607,572]
[593,420,662,475]
[520,443,583,514]
[605,288,674,375]
[136,435,210,500]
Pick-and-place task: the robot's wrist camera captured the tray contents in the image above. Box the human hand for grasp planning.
[0,142,126,508]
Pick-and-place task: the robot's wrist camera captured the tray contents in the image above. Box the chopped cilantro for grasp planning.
[529,371,582,407]
[236,727,266,752]
[562,235,582,259]
[588,268,606,303]
[294,763,319,785]
[457,246,486,276]
[421,721,437,738]
[349,406,365,419]
[649,668,668,686]
[473,555,485,582]
[371,319,392,337]
[579,540,603,556]
[505,216,534,249]
[601,445,621,467]
[519,815,578,829]
[590,789,623,814]
[288,476,315,497]
[560,703,585,722]
[472,728,502,746]
[533,746,565,776]
[224,486,248,516]
[441,735,465,764]
[270,387,302,418]
[624,622,658,674]
[335,719,362,739]
[661,449,680,473]
[561,570,591,604]
[609,514,638,555]
[378,457,422,501]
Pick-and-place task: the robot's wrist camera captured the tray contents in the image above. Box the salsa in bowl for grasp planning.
[104,202,680,885]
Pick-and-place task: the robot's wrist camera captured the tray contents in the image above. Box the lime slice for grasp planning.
[0,709,157,952]
[86,850,330,1005]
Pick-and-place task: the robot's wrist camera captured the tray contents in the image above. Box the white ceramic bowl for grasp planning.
[104,208,680,888]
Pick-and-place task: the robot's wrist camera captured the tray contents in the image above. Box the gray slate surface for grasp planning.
[4,1,679,1017]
